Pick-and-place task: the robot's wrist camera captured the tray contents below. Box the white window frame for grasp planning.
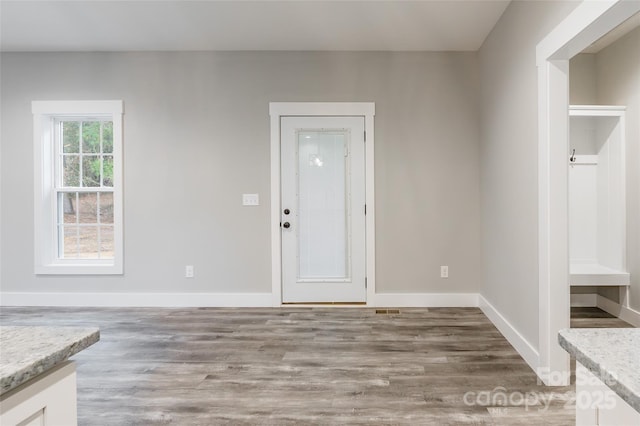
[33,100,124,275]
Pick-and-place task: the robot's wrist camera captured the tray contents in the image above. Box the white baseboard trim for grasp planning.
[595,294,619,317]
[0,292,274,307]
[1,292,483,309]
[570,293,597,307]
[373,293,479,307]
[597,295,640,327]
[478,295,539,372]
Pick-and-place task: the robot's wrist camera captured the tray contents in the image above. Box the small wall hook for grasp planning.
[569,149,576,163]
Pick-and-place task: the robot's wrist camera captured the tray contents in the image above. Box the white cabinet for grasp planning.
[569,106,629,287]
[0,361,77,426]
[576,362,640,426]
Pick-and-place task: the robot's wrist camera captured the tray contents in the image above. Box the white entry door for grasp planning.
[281,116,366,303]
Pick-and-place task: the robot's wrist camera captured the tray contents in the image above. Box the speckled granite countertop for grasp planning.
[559,328,640,412]
[0,326,99,396]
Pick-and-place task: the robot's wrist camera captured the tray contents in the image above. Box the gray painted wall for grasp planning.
[0,51,481,296]
[570,53,597,105]
[478,0,580,349]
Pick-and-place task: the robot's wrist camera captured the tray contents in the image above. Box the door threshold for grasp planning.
[282,302,366,306]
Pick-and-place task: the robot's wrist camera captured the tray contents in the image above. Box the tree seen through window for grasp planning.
[59,120,114,259]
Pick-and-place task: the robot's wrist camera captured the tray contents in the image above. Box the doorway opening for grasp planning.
[537,0,640,385]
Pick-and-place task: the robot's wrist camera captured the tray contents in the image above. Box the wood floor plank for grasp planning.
[0,306,633,425]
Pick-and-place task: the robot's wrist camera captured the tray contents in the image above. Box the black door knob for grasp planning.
[283,209,290,215]
[283,222,291,229]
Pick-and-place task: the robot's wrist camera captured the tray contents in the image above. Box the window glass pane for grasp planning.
[78,226,99,258]
[100,226,114,259]
[62,121,79,153]
[60,225,108,259]
[102,122,113,154]
[78,192,98,223]
[58,192,78,224]
[63,156,80,186]
[62,226,79,259]
[297,131,348,280]
[82,121,101,153]
[82,156,101,187]
[99,192,114,224]
[103,156,113,187]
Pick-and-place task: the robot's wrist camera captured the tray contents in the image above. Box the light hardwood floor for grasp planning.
[570,306,634,329]
[0,306,632,425]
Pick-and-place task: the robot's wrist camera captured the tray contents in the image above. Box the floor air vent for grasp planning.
[375,309,400,315]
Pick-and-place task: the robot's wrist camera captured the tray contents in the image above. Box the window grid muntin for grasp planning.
[54,118,114,260]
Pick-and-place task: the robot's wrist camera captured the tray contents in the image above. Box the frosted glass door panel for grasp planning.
[297,131,349,281]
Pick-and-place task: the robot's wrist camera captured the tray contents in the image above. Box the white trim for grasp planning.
[0,292,273,307]
[269,107,283,307]
[569,105,627,115]
[269,102,375,307]
[536,0,640,386]
[32,100,123,115]
[280,304,370,308]
[570,293,597,307]
[32,100,124,275]
[535,1,636,66]
[596,294,622,317]
[596,295,640,328]
[613,304,640,328]
[538,58,571,386]
[364,112,376,306]
[269,102,375,117]
[479,296,539,373]
[374,293,479,307]
[0,292,482,308]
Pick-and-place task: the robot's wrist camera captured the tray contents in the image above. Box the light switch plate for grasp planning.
[440,265,449,278]
[185,265,194,278]
[242,194,259,206]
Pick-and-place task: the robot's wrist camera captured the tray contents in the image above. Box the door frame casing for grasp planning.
[269,102,375,306]
[536,0,640,385]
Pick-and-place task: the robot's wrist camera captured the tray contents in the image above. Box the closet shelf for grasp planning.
[570,263,630,286]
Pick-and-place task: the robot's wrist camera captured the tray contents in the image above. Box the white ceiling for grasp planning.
[0,0,511,52]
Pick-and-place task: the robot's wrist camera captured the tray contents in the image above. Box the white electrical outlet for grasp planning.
[185,265,194,278]
[242,194,259,206]
[440,265,449,278]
